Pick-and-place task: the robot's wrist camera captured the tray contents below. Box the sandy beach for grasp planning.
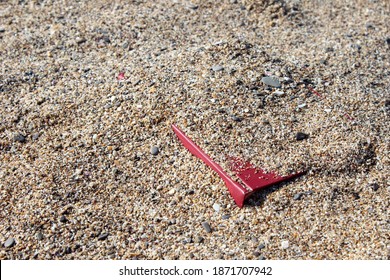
[0,0,389,259]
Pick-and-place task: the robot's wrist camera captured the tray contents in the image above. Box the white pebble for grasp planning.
[213,203,220,212]
[281,240,289,249]
[274,90,285,96]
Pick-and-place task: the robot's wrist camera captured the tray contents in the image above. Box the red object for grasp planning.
[117,72,125,80]
[172,124,305,208]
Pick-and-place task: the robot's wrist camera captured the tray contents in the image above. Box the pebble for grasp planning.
[76,37,86,44]
[186,3,198,10]
[258,243,266,250]
[151,146,159,155]
[213,203,221,212]
[97,233,109,241]
[32,132,40,140]
[13,133,26,143]
[369,183,379,191]
[0,27,5,33]
[281,240,289,249]
[261,76,281,88]
[4,237,15,248]
[194,236,204,243]
[36,232,44,240]
[232,115,242,122]
[211,65,224,72]
[296,132,309,141]
[201,221,212,233]
[297,103,307,109]
[293,193,303,200]
[60,215,68,223]
[274,90,285,96]
[222,214,230,220]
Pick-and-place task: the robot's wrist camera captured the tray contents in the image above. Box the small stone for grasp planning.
[76,37,86,44]
[222,214,230,220]
[201,221,212,233]
[151,146,159,155]
[369,183,380,191]
[186,189,195,195]
[212,65,224,72]
[324,108,332,113]
[36,232,44,240]
[32,133,40,140]
[187,3,198,9]
[274,90,285,96]
[4,237,15,248]
[261,76,281,88]
[258,255,266,260]
[60,215,67,223]
[64,246,72,254]
[296,132,309,141]
[168,188,176,195]
[232,115,242,122]
[194,236,204,243]
[13,133,26,143]
[297,103,307,109]
[293,193,303,200]
[213,203,220,212]
[281,240,289,249]
[97,233,109,241]
[0,27,5,33]
[386,38,390,45]
[258,243,266,250]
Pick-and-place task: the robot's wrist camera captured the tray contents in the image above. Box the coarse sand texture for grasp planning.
[0,0,389,259]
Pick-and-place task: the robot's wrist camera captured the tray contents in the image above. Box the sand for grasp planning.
[0,0,389,260]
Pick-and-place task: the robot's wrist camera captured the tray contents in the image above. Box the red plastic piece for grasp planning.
[117,72,125,80]
[172,124,305,208]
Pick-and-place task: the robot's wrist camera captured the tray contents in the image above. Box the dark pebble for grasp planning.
[296,132,309,141]
[64,246,72,254]
[259,255,266,260]
[232,116,242,122]
[222,214,230,220]
[369,183,380,191]
[151,146,159,156]
[36,232,44,240]
[59,216,67,223]
[97,233,109,241]
[253,251,261,257]
[386,38,390,45]
[4,237,15,248]
[201,221,212,233]
[13,133,26,143]
[352,192,360,200]
[186,189,195,195]
[293,193,303,200]
[258,243,266,250]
